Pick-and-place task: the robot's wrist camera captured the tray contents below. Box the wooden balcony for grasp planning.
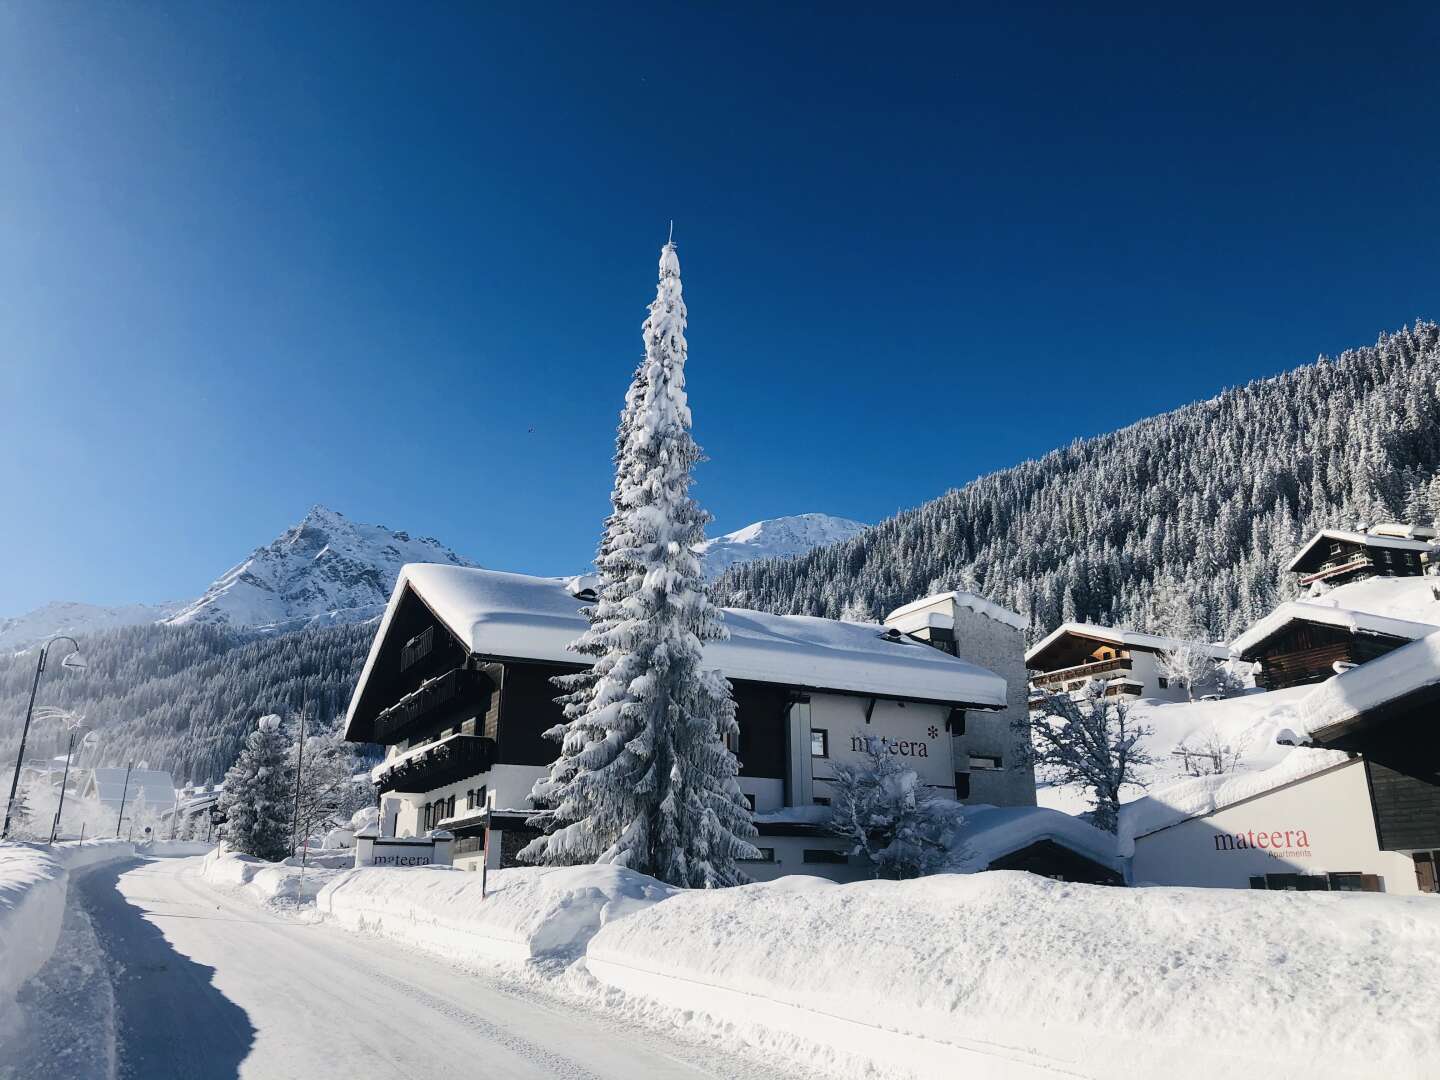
[373,666,487,745]
[1029,655,1132,690]
[376,734,496,795]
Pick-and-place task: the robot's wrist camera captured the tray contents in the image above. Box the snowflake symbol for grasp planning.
[927,725,940,739]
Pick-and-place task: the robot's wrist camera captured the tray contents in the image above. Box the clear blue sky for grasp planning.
[3,5,1438,612]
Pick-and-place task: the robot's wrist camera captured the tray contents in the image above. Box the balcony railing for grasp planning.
[373,666,484,745]
[1029,655,1132,689]
[376,734,496,795]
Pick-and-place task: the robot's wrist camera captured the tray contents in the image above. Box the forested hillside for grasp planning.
[715,322,1440,643]
[0,623,373,783]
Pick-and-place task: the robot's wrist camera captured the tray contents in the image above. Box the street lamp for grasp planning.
[2,637,85,840]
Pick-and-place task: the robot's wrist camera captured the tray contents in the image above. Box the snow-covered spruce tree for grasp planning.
[521,239,759,887]
[1016,685,1156,833]
[827,734,958,879]
[218,714,294,861]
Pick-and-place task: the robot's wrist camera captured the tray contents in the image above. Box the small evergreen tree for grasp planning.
[218,714,293,861]
[522,238,759,887]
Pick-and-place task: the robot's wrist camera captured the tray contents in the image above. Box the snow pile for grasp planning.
[248,864,342,904]
[316,864,677,964]
[0,840,135,1027]
[1117,748,1351,853]
[953,804,1120,872]
[585,871,1440,1080]
[1297,632,1440,740]
[200,848,270,887]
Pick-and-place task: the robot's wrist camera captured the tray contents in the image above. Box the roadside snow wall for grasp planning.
[585,871,1440,1080]
[0,840,135,1028]
[315,864,677,964]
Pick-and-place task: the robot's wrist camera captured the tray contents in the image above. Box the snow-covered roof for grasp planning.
[346,565,1008,739]
[955,804,1122,873]
[87,768,175,805]
[1229,600,1439,657]
[1117,748,1353,852]
[1025,622,1231,667]
[885,592,1028,633]
[1295,632,1440,742]
[1285,528,1437,572]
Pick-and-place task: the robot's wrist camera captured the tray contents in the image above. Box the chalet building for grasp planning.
[1286,523,1438,588]
[1025,624,1231,704]
[343,565,1068,883]
[1230,600,1437,691]
[1126,633,1440,895]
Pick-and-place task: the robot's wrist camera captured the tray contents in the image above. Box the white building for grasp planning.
[1025,623,1232,703]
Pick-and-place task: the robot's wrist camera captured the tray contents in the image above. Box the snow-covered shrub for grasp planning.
[826,734,958,878]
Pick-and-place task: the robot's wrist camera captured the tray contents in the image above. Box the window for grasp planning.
[447,795,456,819]
[803,849,847,864]
[1157,677,1169,689]
[947,708,966,735]
[422,802,432,830]
[955,772,971,798]
[740,847,775,863]
[812,796,831,806]
[810,729,828,757]
[969,755,1002,771]
[741,792,756,811]
[465,789,474,811]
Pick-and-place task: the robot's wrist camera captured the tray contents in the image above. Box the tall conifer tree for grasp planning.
[522,238,758,887]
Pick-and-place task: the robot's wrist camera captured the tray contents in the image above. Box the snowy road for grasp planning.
[9,857,784,1080]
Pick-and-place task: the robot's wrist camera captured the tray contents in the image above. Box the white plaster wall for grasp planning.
[740,834,869,884]
[1131,759,1420,894]
[948,602,1037,806]
[1128,651,1191,704]
[808,693,957,804]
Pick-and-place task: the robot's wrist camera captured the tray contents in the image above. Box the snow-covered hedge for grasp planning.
[585,871,1440,1080]
[315,864,677,964]
[0,840,135,1028]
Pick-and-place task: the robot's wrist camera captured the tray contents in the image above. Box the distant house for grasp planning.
[82,767,176,812]
[1286,523,1437,588]
[1025,624,1231,703]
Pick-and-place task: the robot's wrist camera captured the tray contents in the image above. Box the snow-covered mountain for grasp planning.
[164,505,476,631]
[696,514,868,579]
[0,600,186,653]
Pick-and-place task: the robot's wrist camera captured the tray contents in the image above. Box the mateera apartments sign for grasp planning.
[1213,828,1312,858]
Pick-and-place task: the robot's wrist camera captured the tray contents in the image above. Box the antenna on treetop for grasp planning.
[667,219,674,245]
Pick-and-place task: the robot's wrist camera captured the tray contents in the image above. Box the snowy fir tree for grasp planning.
[521,238,759,887]
[218,714,294,861]
[827,734,957,879]
[1016,685,1156,833]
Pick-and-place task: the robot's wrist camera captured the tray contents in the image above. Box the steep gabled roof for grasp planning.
[1230,600,1438,658]
[345,565,1008,741]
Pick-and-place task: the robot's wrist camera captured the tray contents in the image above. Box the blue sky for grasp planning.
[3,5,1439,612]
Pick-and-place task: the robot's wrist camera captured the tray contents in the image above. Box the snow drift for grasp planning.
[585,871,1440,1080]
[0,840,135,1030]
[315,864,677,964]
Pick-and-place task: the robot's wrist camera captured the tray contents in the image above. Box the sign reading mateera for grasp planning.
[354,827,454,868]
[1212,828,1312,857]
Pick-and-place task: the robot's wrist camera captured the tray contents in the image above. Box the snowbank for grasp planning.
[585,871,1440,1080]
[201,847,345,905]
[200,848,270,887]
[316,864,677,964]
[0,840,135,1028]
[141,839,215,858]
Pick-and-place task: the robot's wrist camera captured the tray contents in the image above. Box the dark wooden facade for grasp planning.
[1290,536,1427,587]
[1353,709,1440,854]
[1241,622,1411,691]
[987,839,1123,886]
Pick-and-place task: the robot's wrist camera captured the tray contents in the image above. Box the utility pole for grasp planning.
[115,762,134,838]
[3,637,83,839]
[49,730,78,844]
[290,705,307,858]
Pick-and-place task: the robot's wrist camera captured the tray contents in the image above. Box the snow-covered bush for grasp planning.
[522,240,757,887]
[288,718,374,850]
[826,734,957,878]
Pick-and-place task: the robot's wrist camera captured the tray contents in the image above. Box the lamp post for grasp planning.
[3,637,84,840]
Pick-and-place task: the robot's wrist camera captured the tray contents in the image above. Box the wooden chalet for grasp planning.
[1025,623,1230,703]
[1286,525,1437,588]
[1230,602,1436,691]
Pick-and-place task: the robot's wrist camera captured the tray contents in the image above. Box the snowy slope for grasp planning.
[164,505,476,632]
[0,600,185,653]
[696,513,867,578]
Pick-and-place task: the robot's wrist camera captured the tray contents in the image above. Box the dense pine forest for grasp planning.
[0,623,373,783]
[715,322,1440,644]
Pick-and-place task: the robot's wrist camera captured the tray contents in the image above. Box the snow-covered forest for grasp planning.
[0,622,373,783]
[716,323,1440,643]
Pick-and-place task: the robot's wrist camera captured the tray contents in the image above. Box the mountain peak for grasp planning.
[697,513,867,578]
